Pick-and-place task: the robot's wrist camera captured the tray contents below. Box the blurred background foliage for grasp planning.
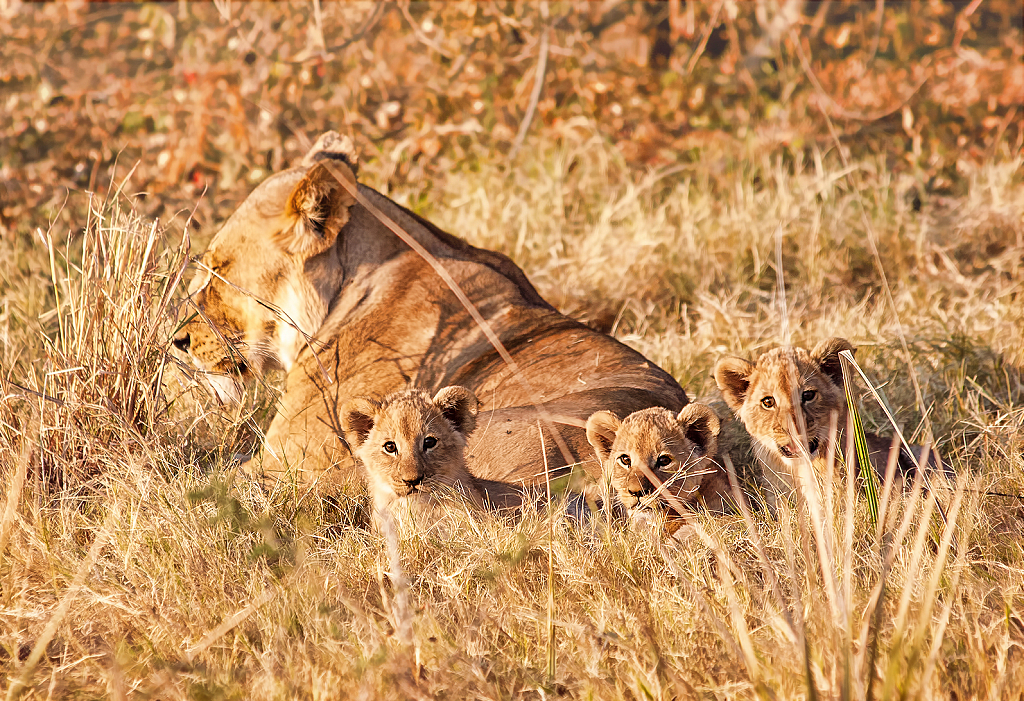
[0,0,1020,239]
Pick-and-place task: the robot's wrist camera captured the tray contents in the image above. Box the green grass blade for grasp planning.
[840,352,879,527]
[836,351,948,528]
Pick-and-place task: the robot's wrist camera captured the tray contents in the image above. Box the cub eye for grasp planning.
[655,454,673,468]
[801,389,817,403]
[383,441,398,455]
[423,436,437,450]
[617,454,631,468]
[761,396,776,409]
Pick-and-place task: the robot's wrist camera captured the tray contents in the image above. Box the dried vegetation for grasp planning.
[1,2,1022,698]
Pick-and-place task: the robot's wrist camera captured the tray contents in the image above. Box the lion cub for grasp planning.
[341,386,522,529]
[586,404,730,531]
[714,337,941,504]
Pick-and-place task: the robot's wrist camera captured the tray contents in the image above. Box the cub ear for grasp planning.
[585,411,621,462]
[811,337,855,388]
[714,357,756,411]
[432,386,479,438]
[676,404,720,459]
[340,397,380,451]
[282,160,357,256]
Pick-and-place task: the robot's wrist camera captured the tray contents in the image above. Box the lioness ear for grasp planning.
[811,337,855,388]
[283,161,357,256]
[714,357,755,411]
[432,386,479,437]
[676,404,720,458]
[301,131,359,172]
[585,411,621,462]
[340,397,380,451]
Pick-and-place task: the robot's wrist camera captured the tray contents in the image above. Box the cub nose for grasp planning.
[172,330,191,352]
[627,473,655,497]
[402,474,423,488]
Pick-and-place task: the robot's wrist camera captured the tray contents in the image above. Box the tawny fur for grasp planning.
[586,404,730,532]
[172,131,689,493]
[714,337,942,507]
[341,387,526,529]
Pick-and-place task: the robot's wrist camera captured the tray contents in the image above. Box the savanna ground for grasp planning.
[1,2,1023,698]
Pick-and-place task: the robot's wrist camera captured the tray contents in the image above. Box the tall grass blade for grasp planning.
[0,407,32,567]
[540,421,556,681]
[185,587,277,663]
[377,503,413,649]
[655,485,763,688]
[723,455,795,640]
[838,350,948,527]
[839,351,879,526]
[5,507,117,701]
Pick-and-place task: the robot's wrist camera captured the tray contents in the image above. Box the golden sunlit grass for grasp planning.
[1,125,1023,698]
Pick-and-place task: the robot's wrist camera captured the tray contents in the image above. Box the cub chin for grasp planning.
[341,387,524,531]
[714,337,943,507]
[585,404,730,534]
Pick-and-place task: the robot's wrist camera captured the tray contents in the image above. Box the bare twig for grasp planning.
[224,2,385,66]
[0,376,65,407]
[862,0,885,71]
[791,27,930,122]
[398,1,454,58]
[685,0,724,76]
[510,4,551,163]
[808,0,832,38]
[951,0,984,52]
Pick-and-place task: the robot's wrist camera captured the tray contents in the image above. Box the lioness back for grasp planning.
[714,337,943,505]
[586,404,730,531]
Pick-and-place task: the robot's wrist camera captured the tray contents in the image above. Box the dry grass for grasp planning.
[1,125,1023,699]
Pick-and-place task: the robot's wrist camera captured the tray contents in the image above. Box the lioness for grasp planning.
[585,404,730,532]
[714,337,941,504]
[340,387,518,528]
[173,131,689,489]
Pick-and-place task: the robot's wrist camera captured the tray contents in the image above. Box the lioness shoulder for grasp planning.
[585,403,730,531]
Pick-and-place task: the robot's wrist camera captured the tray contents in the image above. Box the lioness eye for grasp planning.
[383,441,398,455]
[801,389,817,403]
[655,455,673,468]
[423,436,437,450]
[761,396,776,409]
[617,454,631,468]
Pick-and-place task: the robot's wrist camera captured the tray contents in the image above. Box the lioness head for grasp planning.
[586,404,721,513]
[341,387,480,509]
[172,132,358,402]
[714,337,853,470]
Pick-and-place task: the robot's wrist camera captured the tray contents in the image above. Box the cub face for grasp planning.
[714,337,852,474]
[341,386,480,510]
[586,405,722,513]
[172,133,357,402]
